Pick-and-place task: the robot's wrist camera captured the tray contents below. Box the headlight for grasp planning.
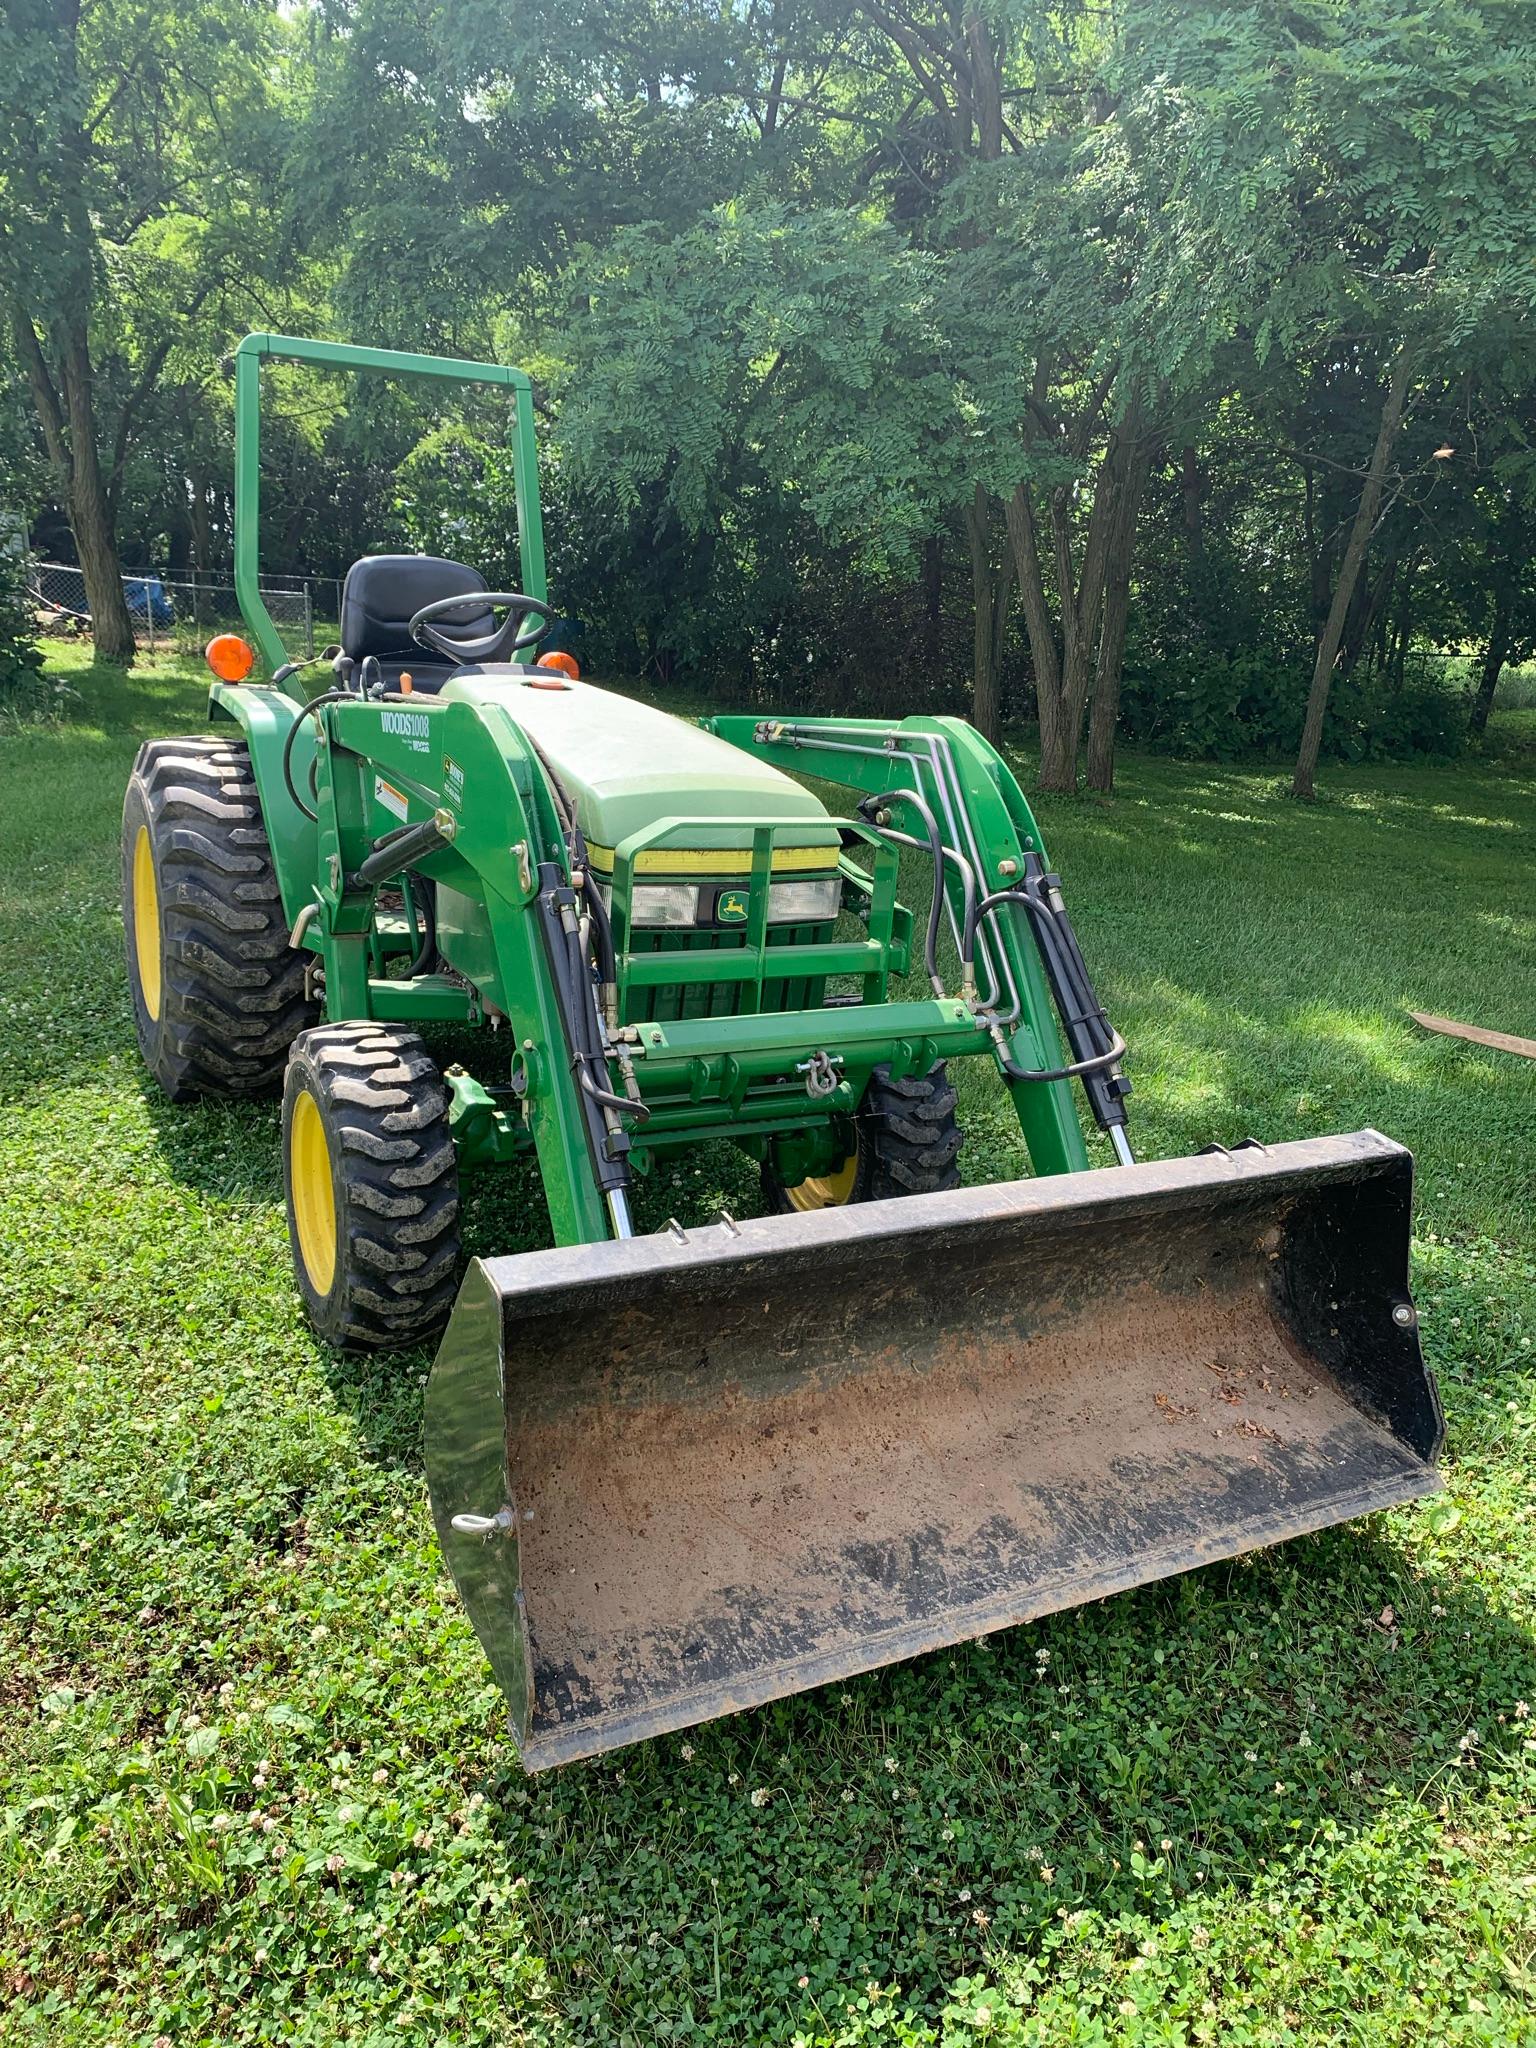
[605,875,840,928]
[767,877,841,924]
[629,883,702,928]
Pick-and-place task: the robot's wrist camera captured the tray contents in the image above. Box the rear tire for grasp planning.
[763,1061,963,1213]
[282,1024,462,1351]
[122,735,317,1099]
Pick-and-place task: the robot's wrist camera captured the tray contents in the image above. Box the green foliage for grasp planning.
[0,573,49,724]
[3,653,1536,2041]
[9,0,1536,745]
[1119,649,1469,763]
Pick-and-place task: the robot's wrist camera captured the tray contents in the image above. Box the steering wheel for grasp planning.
[408,591,558,665]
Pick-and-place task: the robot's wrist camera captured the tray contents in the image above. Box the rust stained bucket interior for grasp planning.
[425,1131,1442,1770]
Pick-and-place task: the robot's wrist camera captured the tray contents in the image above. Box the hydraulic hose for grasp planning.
[968,879,1129,1099]
[857,787,975,996]
[281,687,353,825]
[402,870,438,978]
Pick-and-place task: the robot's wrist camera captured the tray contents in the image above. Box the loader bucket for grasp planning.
[425,1130,1442,1770]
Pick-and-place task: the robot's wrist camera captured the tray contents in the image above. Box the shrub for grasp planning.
[1117,645,1467,762]
[0,564,52,725]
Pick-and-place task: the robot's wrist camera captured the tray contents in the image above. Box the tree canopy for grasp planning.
[7,0,1536,791]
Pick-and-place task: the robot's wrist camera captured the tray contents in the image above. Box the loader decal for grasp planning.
[381,708,431,740]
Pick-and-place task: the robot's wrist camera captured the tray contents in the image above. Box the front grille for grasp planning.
[622,923,830,1024]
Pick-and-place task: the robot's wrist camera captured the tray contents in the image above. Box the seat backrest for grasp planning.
[340,555,493,664]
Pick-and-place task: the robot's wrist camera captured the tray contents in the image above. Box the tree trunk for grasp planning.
[1087,441,1150,793]
[1005,408,1135,794]
[189,467,213,574]
[1470,588,1512,736]
[1340,555,1394,677]
[920,532,943,658]
[67,408,137,660]
[1181,444,1203,563]
[1292,350,1414,800]
[12,307,136,661]
[966,484,1012,743]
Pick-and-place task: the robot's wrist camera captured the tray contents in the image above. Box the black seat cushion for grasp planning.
[340,555,493,666]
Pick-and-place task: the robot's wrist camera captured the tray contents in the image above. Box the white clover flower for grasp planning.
[883,1757,899,1773]
[680,1744,695,1760]
[750,1787,770,1808]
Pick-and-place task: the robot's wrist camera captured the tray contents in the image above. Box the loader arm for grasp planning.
[707,712,1132,1176]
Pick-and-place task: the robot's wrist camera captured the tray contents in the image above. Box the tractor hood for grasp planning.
[443,672,839,865]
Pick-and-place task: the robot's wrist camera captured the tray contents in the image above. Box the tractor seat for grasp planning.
[338,554,493,692]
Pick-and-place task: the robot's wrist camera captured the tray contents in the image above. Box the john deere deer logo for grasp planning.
[716,889,749,924]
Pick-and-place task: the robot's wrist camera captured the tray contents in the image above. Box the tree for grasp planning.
[0,0,293,659]
[1120,0,1536,797]
[557,206,958,678]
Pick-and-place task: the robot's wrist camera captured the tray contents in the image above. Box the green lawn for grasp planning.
[3,647,1535,2047]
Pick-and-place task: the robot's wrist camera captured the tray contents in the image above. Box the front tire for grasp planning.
[282,1025,462,1351]
[122,735,317,1099]
[763,1061,963,1213]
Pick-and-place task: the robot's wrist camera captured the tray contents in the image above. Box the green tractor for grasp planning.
[122,335,1443,1771]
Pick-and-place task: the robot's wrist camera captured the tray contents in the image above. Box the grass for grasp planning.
[2,644,1535,2047]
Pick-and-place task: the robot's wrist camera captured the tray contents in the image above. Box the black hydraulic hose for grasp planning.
[518,723,646,1125]
[402,870,437,978]
[560,902,649,1121]
[282,687,352,825]
[583,861,618,986]
[969,884,1127,1083]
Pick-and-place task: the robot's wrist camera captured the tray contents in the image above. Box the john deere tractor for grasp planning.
[122,335,1442,1770]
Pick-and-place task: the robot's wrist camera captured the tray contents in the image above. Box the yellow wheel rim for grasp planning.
[783,1146,859,1212]
[290,1089,338,1295]
[132,825,163,1021]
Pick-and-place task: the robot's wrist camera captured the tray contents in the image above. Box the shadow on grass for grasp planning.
[475,1523,1536,2031]
[483,1519,1536,2030]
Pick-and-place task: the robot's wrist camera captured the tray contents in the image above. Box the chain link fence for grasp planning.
[27,560,342,661]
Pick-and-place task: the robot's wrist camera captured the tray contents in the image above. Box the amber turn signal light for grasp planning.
[205,634,256,682]
[536,650,581,681]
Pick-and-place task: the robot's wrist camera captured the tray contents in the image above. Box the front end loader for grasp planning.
[122,334,1443,1770]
